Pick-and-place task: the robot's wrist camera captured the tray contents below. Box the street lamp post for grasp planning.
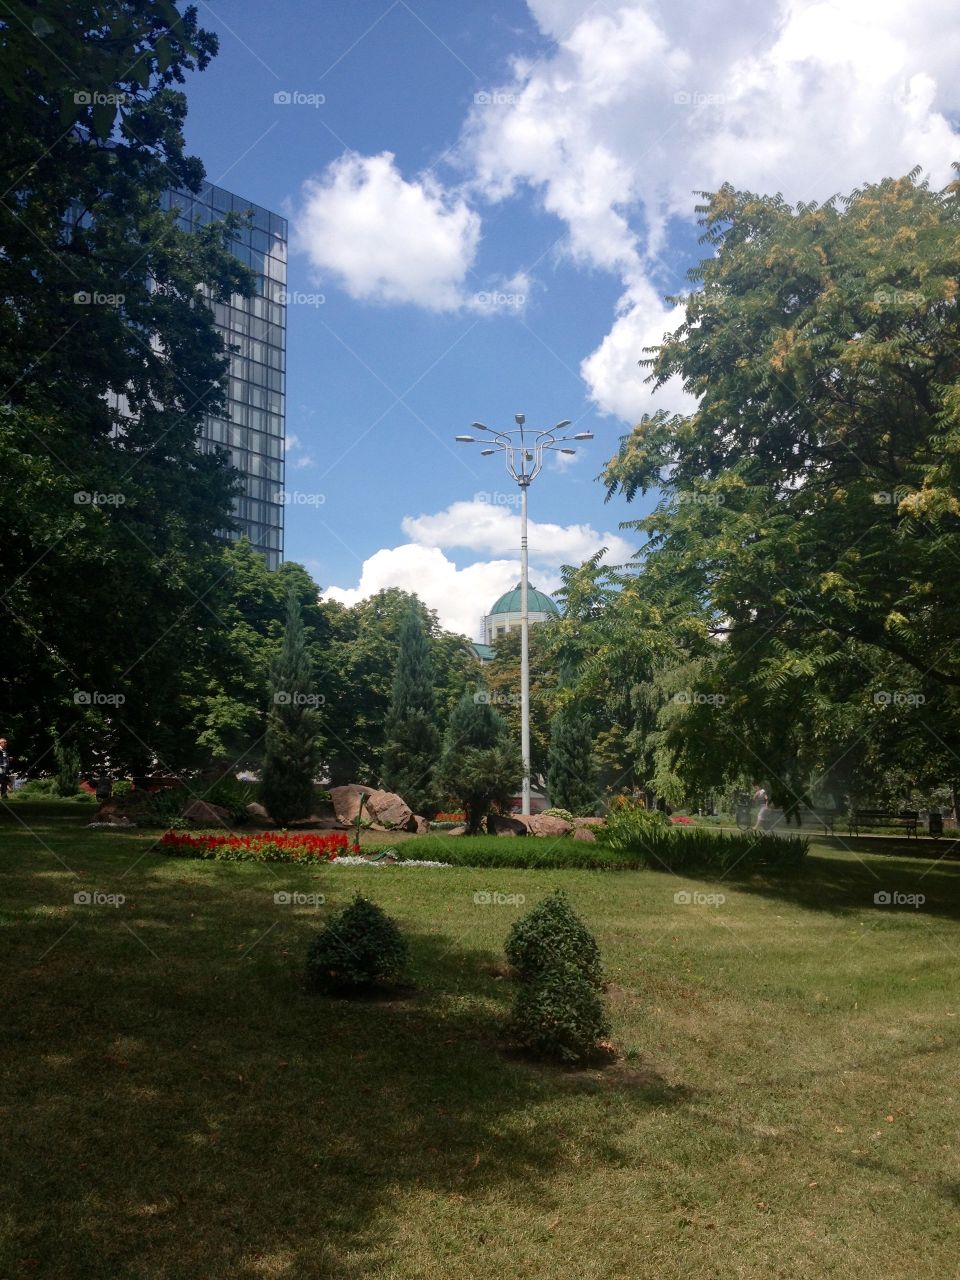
[456,414,593,815]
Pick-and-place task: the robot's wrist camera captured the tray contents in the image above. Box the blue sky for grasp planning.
[182,0,959,637]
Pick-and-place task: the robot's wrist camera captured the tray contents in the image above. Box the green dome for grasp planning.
[488,583,559,617]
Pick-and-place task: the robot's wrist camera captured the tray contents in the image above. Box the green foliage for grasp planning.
[13,777,57,797]
[201,776,255,823]
[595,801,670,850]
[547,706,597,814]
[145,786,188,826]
[261,589,323,827]
[542,807,575,823]
[505,890,603,989]
[590,172,960,808]
[437,691,522,833]
[305,895,409,993]
[400,836,637,869]
[52,741,81,797]
[0,3,255,774]
[509,961,611,1064]
[506,891,609,1063]
[112,780,134,798]
[381,601,440,815]
[595,823,809,874]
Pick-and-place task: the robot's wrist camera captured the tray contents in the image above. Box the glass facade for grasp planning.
[161,181,287,569]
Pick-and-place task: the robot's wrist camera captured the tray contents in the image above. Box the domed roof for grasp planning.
[488,583,560,617]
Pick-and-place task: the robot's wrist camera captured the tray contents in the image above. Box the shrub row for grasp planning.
[398,829,809,874]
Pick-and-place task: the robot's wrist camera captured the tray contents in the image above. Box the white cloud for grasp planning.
[293,454,314,469]
[461,0,960,419]
[322,544,545,638]
[284,433,299,453]
[401,498,635,567]
[294,151,481,311]
[580,285,698,423]
[321,500,636,635]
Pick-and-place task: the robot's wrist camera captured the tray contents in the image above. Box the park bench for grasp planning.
[796,808,838,835]
[848,809,919,838]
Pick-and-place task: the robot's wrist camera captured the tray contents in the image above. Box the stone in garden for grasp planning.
[573,827,597,842]
[329,784,375,825]
[246,801,271,821]
[573,816,605,827]
[362,788,413,831]
[407,814,430,834]
[524,814,573,837]
[181,799,231,826]
[447,825,467,836]
[488,814,528,836]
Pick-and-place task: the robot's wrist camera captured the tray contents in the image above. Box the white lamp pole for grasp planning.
[455,415,593,815]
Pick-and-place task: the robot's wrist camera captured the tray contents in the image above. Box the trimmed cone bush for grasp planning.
[305,894,408,993]
[505,889,603,989]
[509,961,611,1064]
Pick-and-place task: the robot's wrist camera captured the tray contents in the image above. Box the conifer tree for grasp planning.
[381,602,440,815]
[547,707,597,815]
[438,690,521,833]
[261,589,322,825]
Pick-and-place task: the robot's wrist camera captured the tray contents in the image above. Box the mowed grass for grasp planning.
[1,815,959,1280]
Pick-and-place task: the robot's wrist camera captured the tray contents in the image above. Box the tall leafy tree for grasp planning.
[437,690,521,834]
[261,589,322,826]
[0,2,253,773]
[380,602,440,815]
[597,170,960,808]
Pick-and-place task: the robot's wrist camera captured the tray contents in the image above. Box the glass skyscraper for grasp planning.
[161,181,287,569]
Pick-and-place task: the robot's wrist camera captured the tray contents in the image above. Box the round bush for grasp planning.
[510,961,611,1063]
[542,807,575,823]
[505,890,603,989]
[305,894,408,993]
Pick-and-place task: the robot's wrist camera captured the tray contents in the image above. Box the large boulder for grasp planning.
[362,789,413,831]
[408,815,430,835]
[487,813,528,837]
[520,813,573,838]
[573,827,597,842]
[182,800,231,826]
[329,784,375,826]
[246,801,272,824]
[447,825,467,836]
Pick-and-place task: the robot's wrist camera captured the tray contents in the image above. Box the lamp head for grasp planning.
[455,435,475,443]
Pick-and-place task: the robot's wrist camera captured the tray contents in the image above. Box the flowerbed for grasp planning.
[160,830,357,863]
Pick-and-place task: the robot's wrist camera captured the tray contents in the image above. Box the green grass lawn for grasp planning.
[2,813,959,1279]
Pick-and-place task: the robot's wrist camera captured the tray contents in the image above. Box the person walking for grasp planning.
[752,784,769,831]
[0,738,12,801]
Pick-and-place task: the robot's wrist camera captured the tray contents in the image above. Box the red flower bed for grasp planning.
[670,814,694,825]
[160,830,357,863]
[433,812,466,822]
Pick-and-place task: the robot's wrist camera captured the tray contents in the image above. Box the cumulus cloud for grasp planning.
[295,151,481,311]
[461,0,960,419]
[321,500,635,635]
[580,286,698,423]
[322,545,554,639]
[401,498,635,567]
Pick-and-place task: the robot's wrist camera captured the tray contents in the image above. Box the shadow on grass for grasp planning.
[0,857,692,1280]
[719,847,960,923]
